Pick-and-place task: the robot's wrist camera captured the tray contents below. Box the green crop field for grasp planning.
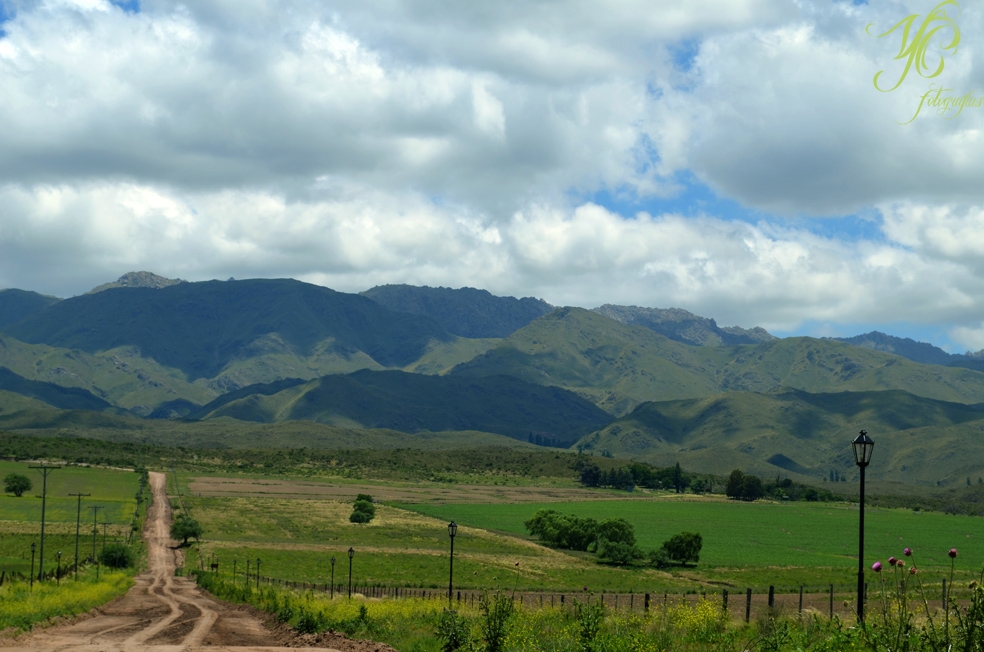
[400,497,984,588]
[0,462,140,577]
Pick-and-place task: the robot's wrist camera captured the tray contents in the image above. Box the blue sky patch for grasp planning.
[110,0,140,13]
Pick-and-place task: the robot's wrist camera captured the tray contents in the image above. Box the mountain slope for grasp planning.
[450,307,723,415]
[593,304,774,346]
[453,308,984,415]
[196,369,614,444]
[0,366,113,411]
[361,284,553,338]
[5,278,454,380]
[0,289,60,330]
[577,388,984,485]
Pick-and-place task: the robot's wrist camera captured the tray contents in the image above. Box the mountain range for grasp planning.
[3,272,984,487]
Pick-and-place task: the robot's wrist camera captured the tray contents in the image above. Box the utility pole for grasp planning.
[29,463,62,582]
[69,493,90,581]
[89,505,103,578]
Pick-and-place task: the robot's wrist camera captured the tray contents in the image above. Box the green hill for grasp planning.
[195,369,613,445]
[361,284,553,338]
[452,308,984,415]
[0,367,113,411]
[5,278,454,380]
[0,289,60,330]
[576,388,984,486]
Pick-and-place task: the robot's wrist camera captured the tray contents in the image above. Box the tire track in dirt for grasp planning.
[2,471,386,652]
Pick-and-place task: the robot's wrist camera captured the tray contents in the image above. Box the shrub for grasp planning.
[99,543,135,569]
[572,597,605,652]
[479,591,514,652]
[597,539,643,565]
[436,608,470,652]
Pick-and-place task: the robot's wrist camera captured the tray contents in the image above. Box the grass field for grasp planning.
[0,462,140,577]
[401,497,984,587]
[173,469,984,593]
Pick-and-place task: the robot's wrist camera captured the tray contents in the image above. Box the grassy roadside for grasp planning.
[0,568,135,633]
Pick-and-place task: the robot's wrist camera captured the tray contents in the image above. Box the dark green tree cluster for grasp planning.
[350,493,376,523]
[524,509,703,567]
[763,475,838,502]
[725,469,765,501]
[649,532,703,568]
[577,461,693,493]
[170,512,203,546]
[100,542,135,568]
[3,472,32,497]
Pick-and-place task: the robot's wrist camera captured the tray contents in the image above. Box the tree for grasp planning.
[596,518,636,548]
[661,532,703,566]
[3,473,32,497]
[350,496,376,523]
[597,539,643,565]
[578,463,601,487]
[170,513,203,546]
[741,475,765,501]
[524,509,598,551]
[725,469,745,499]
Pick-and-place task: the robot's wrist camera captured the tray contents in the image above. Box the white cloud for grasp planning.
[1,0,984,348]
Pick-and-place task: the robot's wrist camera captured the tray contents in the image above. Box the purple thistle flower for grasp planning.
[904,547,912,556]
[888,557,897,565]
[872,561,882,572]
[897,559,904,567]
[950,548,959,559]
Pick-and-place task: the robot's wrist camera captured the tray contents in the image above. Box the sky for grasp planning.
[1,0,984,352]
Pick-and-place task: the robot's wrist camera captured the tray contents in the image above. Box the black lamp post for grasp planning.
[853,429,874,624]
[447,521,457,606]
[347,548,354,599]
[30,542,36,591]
[330,556,336,599]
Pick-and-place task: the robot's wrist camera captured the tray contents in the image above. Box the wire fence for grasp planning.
[205,567,958,623]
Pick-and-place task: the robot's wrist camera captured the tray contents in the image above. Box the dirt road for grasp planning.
[3,472,387,652]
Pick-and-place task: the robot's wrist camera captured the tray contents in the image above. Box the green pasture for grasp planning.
[0,462,139,576]
[401,498,984,584]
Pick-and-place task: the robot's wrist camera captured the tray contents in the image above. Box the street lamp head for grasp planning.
[348,547,355,559]
[852,430,874,468]
[448,521,457,538]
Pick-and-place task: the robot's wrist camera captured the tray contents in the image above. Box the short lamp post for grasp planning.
[447,521,457,606]
[347,548,354,599]
[330,557,336,599]
[30,542,36,592]
[853,430,874,625]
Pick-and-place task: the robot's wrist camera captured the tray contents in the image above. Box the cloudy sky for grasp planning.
[1,0,983,351]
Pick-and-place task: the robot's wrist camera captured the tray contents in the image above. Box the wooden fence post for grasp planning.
[799,586,803,614]
[723,589,728,613]
[645,593,650,613]
[745,588,752,623]
[768,586,775,609]
[829,584,834,619]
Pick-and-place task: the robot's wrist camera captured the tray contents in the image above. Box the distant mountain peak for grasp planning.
[87,271,185,294]
[592,304,775,346]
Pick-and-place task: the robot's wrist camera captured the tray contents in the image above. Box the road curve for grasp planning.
[3,471,341,652]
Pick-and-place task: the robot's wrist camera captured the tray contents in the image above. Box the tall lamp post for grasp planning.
[330,556,336,599]
[853,430,874,624]
[447,521,457,606]
[347,548,354,599]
